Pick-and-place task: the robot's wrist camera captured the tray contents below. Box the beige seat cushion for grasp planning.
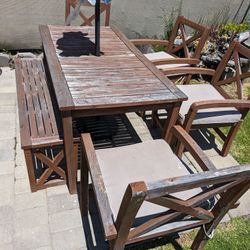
[145,51,189,70]
[96,139,201,222]
[177,84,242,125]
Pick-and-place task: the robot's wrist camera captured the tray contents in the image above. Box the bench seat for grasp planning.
[15,57,70,192]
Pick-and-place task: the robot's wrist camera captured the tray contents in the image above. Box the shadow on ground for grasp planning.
[142,112,222,154]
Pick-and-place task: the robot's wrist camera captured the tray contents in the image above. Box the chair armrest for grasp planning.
[146,164,250,199]
[81,133,117,240]
[161,67,215,76]
[152,58,200,66]
[171,125,216,171]
[130,39,169,47]
[190,99,250,111]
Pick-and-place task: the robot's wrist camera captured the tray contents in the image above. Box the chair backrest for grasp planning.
[167,16,210,59]
[113,164,250,249]
[212,41,250,100]
[65,0,111,26]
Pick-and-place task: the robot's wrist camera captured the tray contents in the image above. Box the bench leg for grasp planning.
[24,149,37,192]
[62,111,77,194]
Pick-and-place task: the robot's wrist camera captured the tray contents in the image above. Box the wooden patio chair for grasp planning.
[158,40,250,157]
[79,125,250,250]
[65,0,111,26]
[130,16,210,75]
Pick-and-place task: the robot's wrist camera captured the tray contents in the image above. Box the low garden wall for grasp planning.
[0,0,248,49]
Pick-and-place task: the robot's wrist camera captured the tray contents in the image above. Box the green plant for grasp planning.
[153,0,183,52]
[162,0,182,41]
[223,22,249,41]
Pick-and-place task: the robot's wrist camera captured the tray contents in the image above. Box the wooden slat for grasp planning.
[21,60,39,139]
[146,165,250,200]
[15,58,32,147]
[148,197,214,220]
[111,26,187,101]
[72,91,177,108]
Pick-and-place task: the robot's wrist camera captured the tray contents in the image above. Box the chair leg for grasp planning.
[80,148,89,216]
[151,110,158,128]
[221,122,241,157]
[65,0,71,22]
[191,225,212,250]
[184,74,193,85]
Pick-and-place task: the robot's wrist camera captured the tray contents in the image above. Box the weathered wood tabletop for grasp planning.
[40,25,187,194]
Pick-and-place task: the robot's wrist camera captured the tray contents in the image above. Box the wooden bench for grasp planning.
[15,57,75,192]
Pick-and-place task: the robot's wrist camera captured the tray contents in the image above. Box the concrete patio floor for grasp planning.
[0,67,249,250]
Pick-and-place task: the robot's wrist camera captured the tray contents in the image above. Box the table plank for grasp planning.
[43,25,187,111]
[111,26,187,100]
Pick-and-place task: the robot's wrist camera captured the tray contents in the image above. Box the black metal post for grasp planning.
[95,0,101,56]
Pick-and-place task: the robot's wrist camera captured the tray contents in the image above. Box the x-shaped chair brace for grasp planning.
[127,179,241,241]
[67,0,110,26]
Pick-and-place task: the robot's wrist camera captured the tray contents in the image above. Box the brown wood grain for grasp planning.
[43,25,187,111]
[15,57,69,192]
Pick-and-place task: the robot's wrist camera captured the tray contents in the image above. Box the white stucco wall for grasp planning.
[0,0,249,49]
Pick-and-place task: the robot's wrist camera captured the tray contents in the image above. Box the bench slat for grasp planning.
[32,59,51,136]
[26,59,45,137]
[15,58,32,147]
[34,59,58,137]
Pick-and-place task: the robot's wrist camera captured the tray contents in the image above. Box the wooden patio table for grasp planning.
[39,25,187,194]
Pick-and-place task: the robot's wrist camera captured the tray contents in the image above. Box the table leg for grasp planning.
[62,111,77,194]
[163,102,181,144]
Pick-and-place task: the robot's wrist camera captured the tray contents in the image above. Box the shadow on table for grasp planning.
[57,31,98,57]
